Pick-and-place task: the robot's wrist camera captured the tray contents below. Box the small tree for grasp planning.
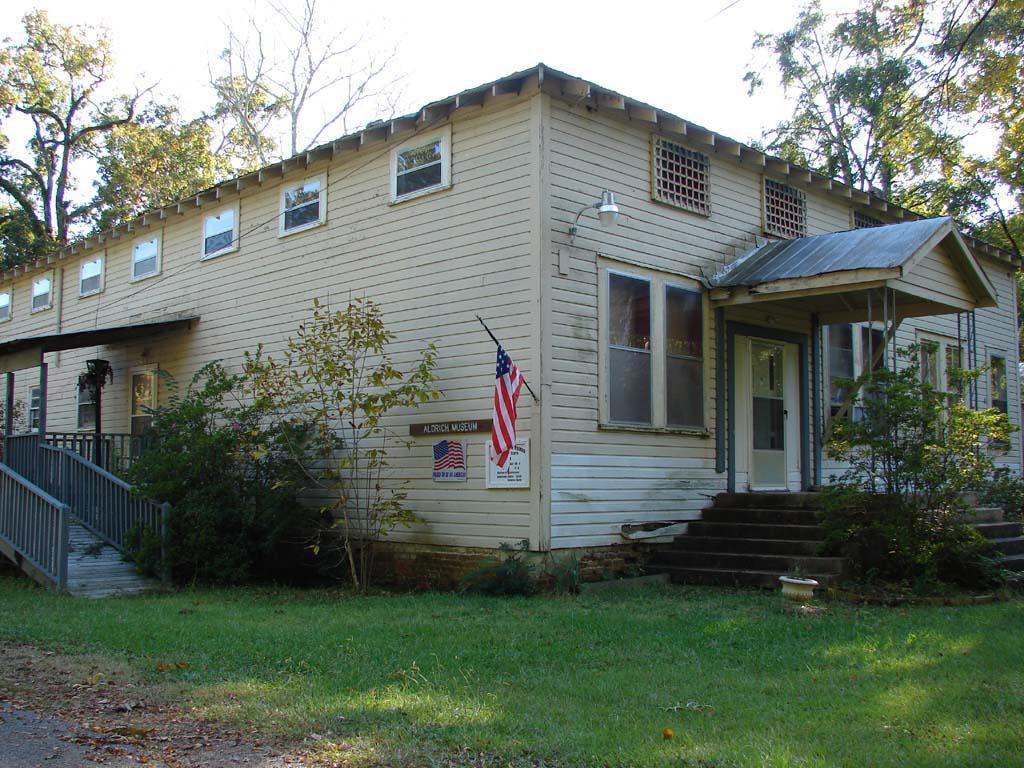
[245,297,440,590]
[824,344,1013,587]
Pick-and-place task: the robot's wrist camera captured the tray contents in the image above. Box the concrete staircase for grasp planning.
[965,507,1024,572]
[650,492,843,589]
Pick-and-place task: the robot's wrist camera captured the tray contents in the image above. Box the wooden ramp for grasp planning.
[66,522,157,598]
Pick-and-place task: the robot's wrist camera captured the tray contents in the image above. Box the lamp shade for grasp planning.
[597,190,620,228]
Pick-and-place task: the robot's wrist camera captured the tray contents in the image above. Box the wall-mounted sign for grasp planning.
[486,439,529,489]
[411,419,492,437]
[432,440,467,482]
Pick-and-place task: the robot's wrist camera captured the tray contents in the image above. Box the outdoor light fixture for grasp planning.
[569,190,621,244]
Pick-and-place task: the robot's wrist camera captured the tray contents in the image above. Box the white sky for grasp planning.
[0,0,870,206]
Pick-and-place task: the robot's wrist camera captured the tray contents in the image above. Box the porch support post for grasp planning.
[37,362,47,439]
[810,313,822,488]
[726,328,736,493]
[5,371,13,439]
[715,307,726,476]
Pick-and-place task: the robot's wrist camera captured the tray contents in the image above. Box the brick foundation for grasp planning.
[371,540,665,591]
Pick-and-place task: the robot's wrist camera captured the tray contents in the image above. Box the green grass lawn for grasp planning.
[1,575,1021,768]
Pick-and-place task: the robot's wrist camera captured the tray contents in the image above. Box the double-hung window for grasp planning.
[0,290,10,322]
[132,235,161,280]
[916,333,964,399]
[80,257,103,296]
[826,324,887,417]
[29,386,41,431]
[602,264,705,430]
[31,273,53,312]
[202,204,238,259]
[78,387,96,430]
[990,354,1008,415]
[390,126,451,204]
[280,175,326,235]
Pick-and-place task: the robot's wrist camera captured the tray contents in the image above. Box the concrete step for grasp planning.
[961,507,1005,524]
[665,536,825,556]
[655,550,845,574]
[661,565,835,590]
[687,520,825,542]
[989,537,1024,556]
[712,492,824,510]
[702,507,823,526]
[998,554,1024,572]
[974,521,1024,540]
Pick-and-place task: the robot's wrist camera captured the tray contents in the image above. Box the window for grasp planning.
[602,265,705,430]
[202,204,238,259]
[854,210,885,229]
[79,257,103,296]
[0,291,10,322]
[920,341,940,389]
[946,345,963,396]
[29,386,40,431]
[665,285,704,427]
[131,371,157,436]
[31,274,53,312]
[608,273,652,424]
[826,325,855,413]
[990,355,1008,414]
[78,386,96,430]
[916,334,962,395]
[652,137,710,216]
[390,127,451,203]
[280,175,326,235]
[763,178,806,239]
[132,235,161,280]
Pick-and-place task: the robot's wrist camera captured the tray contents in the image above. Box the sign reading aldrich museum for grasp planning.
[410,419,492,437]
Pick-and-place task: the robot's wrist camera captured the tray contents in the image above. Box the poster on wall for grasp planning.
[486,439,530,489]
[432,440,467,482]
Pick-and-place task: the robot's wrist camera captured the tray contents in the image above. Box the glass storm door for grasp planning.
[750,341,787,488]
[131,371,156,437]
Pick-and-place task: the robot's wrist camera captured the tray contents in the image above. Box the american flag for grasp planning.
[433,440,466,471]
[490,344,523,468]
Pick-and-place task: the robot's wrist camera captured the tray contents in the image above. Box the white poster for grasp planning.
[432,439,468,482]
[486,439,530,488]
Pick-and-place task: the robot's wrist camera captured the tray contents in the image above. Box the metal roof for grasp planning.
[710,218,955,288]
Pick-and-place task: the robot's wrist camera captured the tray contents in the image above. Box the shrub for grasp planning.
[979,468,1024,521]
[824,345,1013,591]
[126,362,317,585]
[461,540,538,596]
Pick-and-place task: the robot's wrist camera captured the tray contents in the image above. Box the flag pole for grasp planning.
[475,315,539,402]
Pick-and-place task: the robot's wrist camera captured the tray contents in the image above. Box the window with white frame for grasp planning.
[280,175,326,235]
[29,386,40,431]
[652,137,711,216]
[826,324,888,415]
[0,290,10,322]
[763,178,807,239]
[31,273,53,312]
[603,266,705,429]
[78,386,96,430]
[990,354,1008,414]
[132,235,161,280]
[390,127,451,203]
[916,334,962,394]
[202,204,238,258]
[79,257,103,296]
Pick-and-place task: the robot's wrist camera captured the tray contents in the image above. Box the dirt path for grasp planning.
[0,641,319,767]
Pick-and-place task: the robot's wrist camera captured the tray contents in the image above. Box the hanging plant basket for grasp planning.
[78,358,113,394]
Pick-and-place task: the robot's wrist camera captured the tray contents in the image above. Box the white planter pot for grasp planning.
[779,575,819,602]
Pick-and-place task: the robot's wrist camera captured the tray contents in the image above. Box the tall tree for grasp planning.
[210,0,401,164]
[0,11,144,265]
[92,102,228,230]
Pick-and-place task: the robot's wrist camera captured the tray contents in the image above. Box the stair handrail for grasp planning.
[0,461,69,590]
[39,444,167,559]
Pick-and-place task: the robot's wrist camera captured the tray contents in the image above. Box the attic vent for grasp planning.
[652,137,710,216]
[854,210,885,229]
[763,178,806,239]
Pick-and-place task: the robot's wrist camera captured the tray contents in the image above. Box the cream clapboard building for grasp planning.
[1,64,1019,566]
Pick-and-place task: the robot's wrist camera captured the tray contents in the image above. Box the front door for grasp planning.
[750,341,787,488]
[734,335,801,491]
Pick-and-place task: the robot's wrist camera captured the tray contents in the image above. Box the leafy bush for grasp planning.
[824,345,1012,591]
[461,540,538,596]
[127,362,317,584]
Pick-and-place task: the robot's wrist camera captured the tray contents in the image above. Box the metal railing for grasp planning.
[37,444,167,555]
[0,462,69,589]
[44,432,150,477]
